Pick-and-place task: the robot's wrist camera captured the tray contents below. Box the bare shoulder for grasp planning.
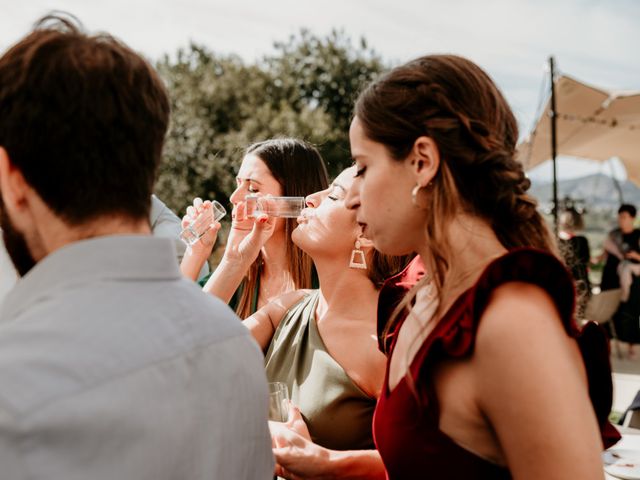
[262,289,313,327]
[475,281,567,350]
[470,285,601,479]
[243,289,314,351]
[271,289,313,313]
[472,280,585,391]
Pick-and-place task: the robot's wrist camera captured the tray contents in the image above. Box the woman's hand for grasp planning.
[626,250,640,262]
[223,196,277,266]
[200,196,278,303]
[181,198,222,256]
[179,198,222,280]
[270,418,329,480]
[283,401,311,440]
[269,403,386,479]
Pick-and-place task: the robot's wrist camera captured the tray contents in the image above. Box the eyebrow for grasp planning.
[331,183,347,193]
[236,176,263,185]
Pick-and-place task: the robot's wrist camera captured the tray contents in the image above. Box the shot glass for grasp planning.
[268,381,290,422]
[245,195,305,219]
[179,200,227,246]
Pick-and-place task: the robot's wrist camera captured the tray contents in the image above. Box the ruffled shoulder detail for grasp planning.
[471,248,576,333]
[413,247,619,448]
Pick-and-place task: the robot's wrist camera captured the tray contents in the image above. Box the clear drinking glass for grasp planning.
[268,381,290,422]
[179,200,227,246]
[245,195,305,219]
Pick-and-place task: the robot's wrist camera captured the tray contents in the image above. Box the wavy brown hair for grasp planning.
[354,55,557,347]
[235,138,329,318]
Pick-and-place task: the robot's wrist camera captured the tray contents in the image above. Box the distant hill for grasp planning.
[529,173,640,211]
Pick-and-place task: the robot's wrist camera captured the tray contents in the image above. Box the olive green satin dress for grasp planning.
[264,290,376,450]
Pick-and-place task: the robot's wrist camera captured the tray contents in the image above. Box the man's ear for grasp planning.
[408,136,440,188]
[0,147,29,213]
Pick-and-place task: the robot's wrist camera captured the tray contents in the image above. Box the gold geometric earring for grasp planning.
[349,235,367,270]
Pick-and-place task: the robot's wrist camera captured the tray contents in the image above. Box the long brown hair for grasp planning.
[235,138,329,318]
[355,55,557,340]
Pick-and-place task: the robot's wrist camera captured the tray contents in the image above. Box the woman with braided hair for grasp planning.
[344,55,619,479]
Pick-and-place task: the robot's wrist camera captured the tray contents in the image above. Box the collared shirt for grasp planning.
[0,235,274,479]
[0,234,17,307]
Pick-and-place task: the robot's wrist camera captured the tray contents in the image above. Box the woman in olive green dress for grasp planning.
[243,166,411,477]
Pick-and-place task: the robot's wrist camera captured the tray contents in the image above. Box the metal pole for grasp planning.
[549,56,559,237]
[608,159,625,204]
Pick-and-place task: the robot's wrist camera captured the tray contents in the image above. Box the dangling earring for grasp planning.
[349,235,367,270]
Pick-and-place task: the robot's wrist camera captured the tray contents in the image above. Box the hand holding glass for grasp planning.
[245,195,306,219]
[180,200,227,246]
[268,382,290,422]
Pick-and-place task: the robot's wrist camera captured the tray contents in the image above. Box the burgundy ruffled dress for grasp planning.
[374,249,620,479]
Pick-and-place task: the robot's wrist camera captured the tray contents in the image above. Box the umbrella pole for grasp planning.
[608,160,625,204]
[549,56,559,238]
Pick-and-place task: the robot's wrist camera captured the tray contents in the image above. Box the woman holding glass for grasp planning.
[341,54,618,479]
[180,138,328,317]
[244,166,408,456]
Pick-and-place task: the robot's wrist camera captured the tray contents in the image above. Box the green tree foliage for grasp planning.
[155,30,384,215]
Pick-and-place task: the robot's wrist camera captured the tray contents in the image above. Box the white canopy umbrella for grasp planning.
[518,75,640,184]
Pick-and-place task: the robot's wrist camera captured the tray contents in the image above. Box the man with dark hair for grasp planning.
[600,203,640,357]
[619,203,638,219]
[0,15,273,479]
[601,204,640,291]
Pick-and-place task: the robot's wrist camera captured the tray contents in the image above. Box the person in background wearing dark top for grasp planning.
[600,203,640,357]
[600,204,640,291]
[180,139,328,318]
[558,208,591,319]
[345,54,618,479]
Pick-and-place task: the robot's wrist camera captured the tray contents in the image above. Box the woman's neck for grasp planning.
[312,253,379,324]
[257,229,295,305]
[260,228,289,277]
[417,214,507,293]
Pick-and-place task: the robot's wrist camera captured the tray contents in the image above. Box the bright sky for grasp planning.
[2,0,638,180]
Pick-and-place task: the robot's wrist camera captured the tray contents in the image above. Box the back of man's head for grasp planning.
[0,13,170,224]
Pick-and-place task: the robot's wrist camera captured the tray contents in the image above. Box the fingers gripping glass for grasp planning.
[179,200,226,246]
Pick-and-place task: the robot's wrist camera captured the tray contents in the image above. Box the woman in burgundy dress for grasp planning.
[344,55,619,479]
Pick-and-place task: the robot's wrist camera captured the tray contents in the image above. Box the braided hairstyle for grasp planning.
[355,55,557,337]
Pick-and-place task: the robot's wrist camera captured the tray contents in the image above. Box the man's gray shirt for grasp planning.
[0,235,274,479]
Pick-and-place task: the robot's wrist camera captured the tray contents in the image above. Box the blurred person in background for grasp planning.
[558,207,591,319]
[600,203,640,357]
[600,204,640,292]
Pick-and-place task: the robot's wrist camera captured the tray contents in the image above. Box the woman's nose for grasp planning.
[229,185,245,204]
[305,193,318,208]
[345,186,359,210]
